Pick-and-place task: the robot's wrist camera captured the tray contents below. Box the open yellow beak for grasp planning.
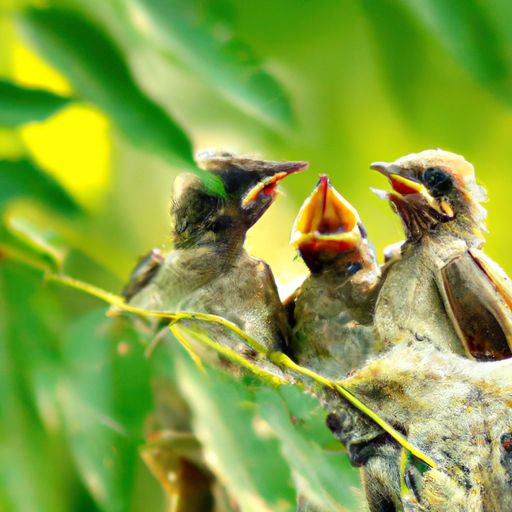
[370,162,454,218]
[291,175,361,252]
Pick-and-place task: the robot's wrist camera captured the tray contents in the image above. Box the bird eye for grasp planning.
[423,167,453,197]
[346,262,363,275]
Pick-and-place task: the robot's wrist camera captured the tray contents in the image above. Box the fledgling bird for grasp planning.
[288,175,381,378]
[371,149,512,360]
[123,152,308,352]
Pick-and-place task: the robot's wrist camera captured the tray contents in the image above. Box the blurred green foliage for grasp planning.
[2,1,512,511]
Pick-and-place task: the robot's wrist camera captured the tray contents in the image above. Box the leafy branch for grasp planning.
[46,271,437,470]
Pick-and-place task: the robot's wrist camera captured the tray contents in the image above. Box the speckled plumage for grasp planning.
[340,344,512,511]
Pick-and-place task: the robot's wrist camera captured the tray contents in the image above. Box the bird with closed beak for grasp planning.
[288,175,381,377]
[371,149,512,360]
[123,151,308,353]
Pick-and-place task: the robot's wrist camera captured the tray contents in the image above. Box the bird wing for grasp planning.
[122,249,164,302]
[436,249,512,360]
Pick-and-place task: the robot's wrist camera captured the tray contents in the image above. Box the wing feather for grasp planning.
[437,250,512,360]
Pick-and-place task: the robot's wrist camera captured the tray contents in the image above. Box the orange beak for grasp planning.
[370,162,454,218]
[291,175,362,254]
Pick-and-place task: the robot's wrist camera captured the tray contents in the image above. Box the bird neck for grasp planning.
[401,221,485,262]
[174,228,246,262]
[400,199,486,250]
[212,232,246,260]
[436,216,486,249]
[310,244,379,278]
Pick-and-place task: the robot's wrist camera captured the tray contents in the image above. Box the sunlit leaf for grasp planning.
[0,158,80,214]
[17,7,225,196]
[173,345,296,512]
[0,79,72,127]
[257,387,360,511]
[129,0,295,128]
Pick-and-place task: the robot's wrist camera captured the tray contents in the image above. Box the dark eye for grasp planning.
[423,167,453,197]
[346,262,363,275]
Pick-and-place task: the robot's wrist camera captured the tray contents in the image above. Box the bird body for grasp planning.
[123,153,307,510]
[292,260,380,376]
[374,231,468,355]
[289,176,381,378]
[130,244,288,351]
[325,150,512,512]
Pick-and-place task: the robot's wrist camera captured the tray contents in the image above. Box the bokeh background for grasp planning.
[2,1,512,511]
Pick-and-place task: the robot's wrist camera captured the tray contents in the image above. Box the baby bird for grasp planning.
[372,149,512,360]
[123,152,308,352]
[289,175,381,377]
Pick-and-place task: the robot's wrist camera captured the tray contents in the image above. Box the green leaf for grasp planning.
[405,0,512,104]
[257,387,360,512]
[17,7,224,196]
[129,0,295,128]
[4,215,67,271]
[0,260,77,512]
[0,158,80,214]
[58,310,155,512]
[0,79,72,127]
[172,345,296,512]
[277,386,345,451]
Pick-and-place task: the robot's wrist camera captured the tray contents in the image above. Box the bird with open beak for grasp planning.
[123,151,308,353]
[288,175,381,377]
[371,149,512,360]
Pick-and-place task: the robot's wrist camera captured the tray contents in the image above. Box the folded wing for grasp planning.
[437,249,512,360]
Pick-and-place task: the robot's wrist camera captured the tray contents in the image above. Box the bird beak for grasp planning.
[242,161,309,208]
[371,162,426,195]
[370,162,453,218]
[290,175,361,252]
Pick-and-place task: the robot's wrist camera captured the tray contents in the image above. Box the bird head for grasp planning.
[171,152,308,248]
[371,149,487,243]
[291,175,375,274]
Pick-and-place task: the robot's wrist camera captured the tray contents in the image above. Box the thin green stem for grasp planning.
[171,323,285,387]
